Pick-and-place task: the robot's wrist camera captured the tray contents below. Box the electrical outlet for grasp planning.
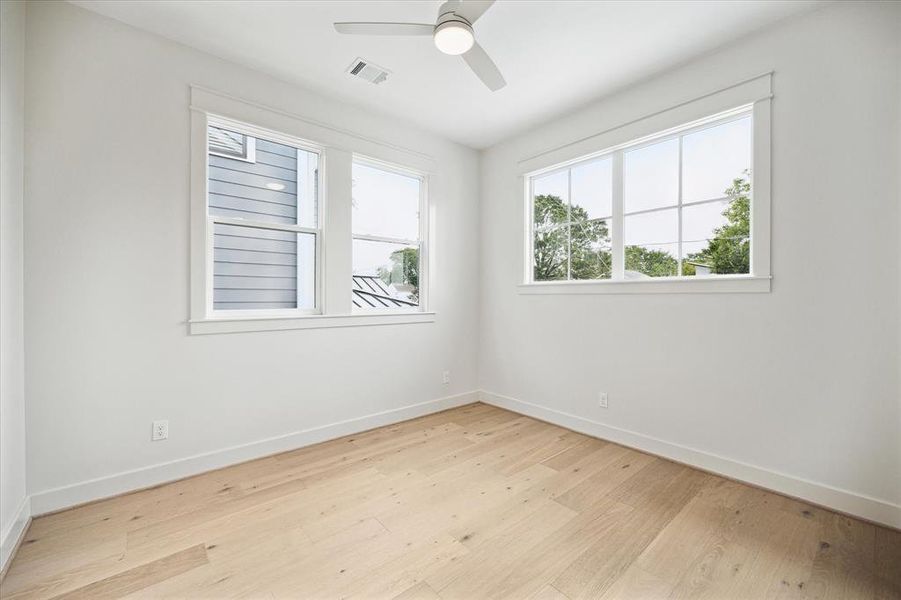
[598,392,608,409]
[442,370,451,385]
[152,420,168,441]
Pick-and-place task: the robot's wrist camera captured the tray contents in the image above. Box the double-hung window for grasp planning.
[190,88,434,334]
[351,159,425,311]
[526,105,767,292]
[206,118,321,315]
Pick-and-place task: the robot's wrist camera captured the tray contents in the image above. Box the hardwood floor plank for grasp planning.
[874,526,901,600]
[540,437,607,471]
[426,500,579,597]
[529,584,571,600]
[49,544,207,600]
[2,404,897,600]
[801,512,875,599]
[552,446,656,512]
[392,581,443,600]
[552,463,711,599]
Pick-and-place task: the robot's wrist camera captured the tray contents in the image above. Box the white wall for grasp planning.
[23,1,480,510]
[479,1,901,525]
[0,0,30,568]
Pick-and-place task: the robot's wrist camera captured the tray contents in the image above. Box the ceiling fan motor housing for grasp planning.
[433,8,474,55]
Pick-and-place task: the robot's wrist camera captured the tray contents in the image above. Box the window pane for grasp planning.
[533,186,569,233]
[352,239,420,307]
[570,218,611,280]
[213,223,315,310]
[571,157,612,220]
[682,196,750,277]
[533,225,568,281]
[682,117,751,203]
[208,126,318,228]
[625,209,678,278]
[624,138,678,213]
[352,163,420,240]
[533,170,569,230]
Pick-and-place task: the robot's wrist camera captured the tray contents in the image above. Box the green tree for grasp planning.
[378,247,419,301]
[684,173,750,275]
[624,245,678,277]
[533,194,611,280]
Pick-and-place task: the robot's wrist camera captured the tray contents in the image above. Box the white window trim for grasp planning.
[520,76,772,295]
[351,155,430,314]
[189,86,436,334]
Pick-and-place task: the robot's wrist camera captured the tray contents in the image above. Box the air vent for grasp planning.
[346,57,390,85]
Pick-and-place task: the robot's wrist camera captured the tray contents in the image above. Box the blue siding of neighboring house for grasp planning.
[211,137,300,310]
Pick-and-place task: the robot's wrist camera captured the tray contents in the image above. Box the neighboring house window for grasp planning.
[351,160,425,310]
[528,108,756,284]
[208,125,256,162]
[207,119,320,313]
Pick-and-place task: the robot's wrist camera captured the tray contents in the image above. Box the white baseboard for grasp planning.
[1,495,31,576]
[29,391,479,517]
[480,390,901,530]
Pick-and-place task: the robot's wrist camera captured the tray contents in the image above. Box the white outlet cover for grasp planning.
[599,393,608,408]
[152,420,169,441]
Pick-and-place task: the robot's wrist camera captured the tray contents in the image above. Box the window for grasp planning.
[207,119,320,314]
[351,160,425,310]
[190,88,436,333]
[527,107,761,289]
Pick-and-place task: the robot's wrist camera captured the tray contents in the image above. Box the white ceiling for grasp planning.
[70,0,820,149]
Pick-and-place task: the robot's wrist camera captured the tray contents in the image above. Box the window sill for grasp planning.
[518,275,771,295]
[189,311,436,335]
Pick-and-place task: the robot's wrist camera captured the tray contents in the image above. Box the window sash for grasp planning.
[527,107,753,283]
[206,119,324,317]
[351,157,428,312]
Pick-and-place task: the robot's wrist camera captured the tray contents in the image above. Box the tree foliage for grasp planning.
[378,247,419,301]
[533,194,611,281]
[683,174,750,275]
[624,245,678,277]
[532,172,750,280]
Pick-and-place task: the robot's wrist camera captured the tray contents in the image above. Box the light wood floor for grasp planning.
[2,403,899,600]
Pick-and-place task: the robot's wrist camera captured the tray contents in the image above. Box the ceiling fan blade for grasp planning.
[462,41,506,91]
[334,22,433,36]
[455,0,496,24]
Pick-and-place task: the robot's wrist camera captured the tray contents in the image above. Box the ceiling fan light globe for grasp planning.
[433,21,474,55]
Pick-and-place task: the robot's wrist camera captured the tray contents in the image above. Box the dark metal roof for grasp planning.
[352,275,417,308]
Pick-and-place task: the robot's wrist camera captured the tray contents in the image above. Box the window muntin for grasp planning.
[529,110,752,283]
[352,160,424,309]
[207,120,320,313]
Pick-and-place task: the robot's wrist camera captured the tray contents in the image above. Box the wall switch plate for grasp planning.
[442,370,451,385]
[152,420,168,441]
[598,392,608,408]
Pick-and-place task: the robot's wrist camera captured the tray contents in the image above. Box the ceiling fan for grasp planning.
[334,0,506,91]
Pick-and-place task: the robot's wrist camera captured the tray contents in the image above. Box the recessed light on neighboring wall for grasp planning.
[265,182,286,191]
